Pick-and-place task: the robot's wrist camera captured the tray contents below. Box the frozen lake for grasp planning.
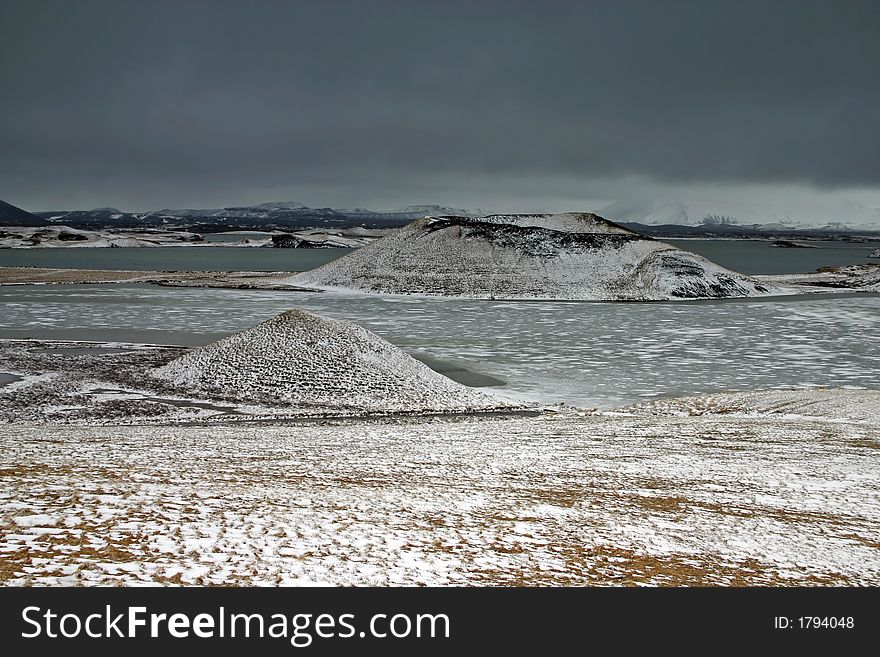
[1,283,877,409]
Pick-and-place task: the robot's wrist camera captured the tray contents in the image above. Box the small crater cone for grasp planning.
[151,309,506,415]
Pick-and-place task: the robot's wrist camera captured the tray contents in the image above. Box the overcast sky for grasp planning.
[1,0,878,214]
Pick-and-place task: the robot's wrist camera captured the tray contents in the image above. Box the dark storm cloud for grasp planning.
[1,0,878,209]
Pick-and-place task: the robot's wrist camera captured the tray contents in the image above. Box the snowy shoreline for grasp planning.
[2,265,879,298]
[0,225,386,249]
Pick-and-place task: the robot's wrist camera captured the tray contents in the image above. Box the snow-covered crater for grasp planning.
[288,212,777,300]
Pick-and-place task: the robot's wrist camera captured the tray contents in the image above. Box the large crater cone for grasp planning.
[151,309,508,415]
[288,212,777,300]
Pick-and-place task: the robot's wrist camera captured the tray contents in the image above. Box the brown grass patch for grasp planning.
[467,544,850,586]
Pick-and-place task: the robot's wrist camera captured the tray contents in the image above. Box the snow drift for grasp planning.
[288,212,775,300]
[624,388,880,424]
[151,309,509,415]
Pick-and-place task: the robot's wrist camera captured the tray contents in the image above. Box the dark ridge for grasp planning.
[266,233,334,249]
[0,199,48,227]
[421,217,647,257]
[482,212,632,234]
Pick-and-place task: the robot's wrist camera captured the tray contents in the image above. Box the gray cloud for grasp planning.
[1,0,879,210]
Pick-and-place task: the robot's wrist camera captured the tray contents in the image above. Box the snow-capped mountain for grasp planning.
[600,198,880,230]
[25,197,880,234]
[251,201,309,210]
[144,203,341,221]
[289,212,777,300]
[33,202,477,230]
[341,204,480,219]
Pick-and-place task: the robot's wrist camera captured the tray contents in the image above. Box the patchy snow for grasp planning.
[0,225,389,250]
[288,213,779,300]
[759,263,880,293]
[1,403,877,586]
[12,514,60,528]
[0,226,203,248]
[265,230,381,249]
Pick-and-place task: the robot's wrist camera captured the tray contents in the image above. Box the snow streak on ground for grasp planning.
[621,388,880,424]
[2,412,878,586]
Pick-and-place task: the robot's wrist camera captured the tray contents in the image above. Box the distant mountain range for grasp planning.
[3,197,880,239]
[30,202,480,232]
[600,198,880,232]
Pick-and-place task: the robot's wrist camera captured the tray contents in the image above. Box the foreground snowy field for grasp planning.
[2,406,878,586]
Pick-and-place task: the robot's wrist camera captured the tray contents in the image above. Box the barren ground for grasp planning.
[0,267,297,287]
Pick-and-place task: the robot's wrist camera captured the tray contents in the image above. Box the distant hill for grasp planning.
[0,199,48,226]
[25,199,880,239]
[618,222,880,241]
[600,198,880,232]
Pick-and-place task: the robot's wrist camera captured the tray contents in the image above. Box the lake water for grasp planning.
[666,239,877,274]
[1,283,877,409]
[0,239,875,274]
[0,247,353,272]
[0,372,23,387]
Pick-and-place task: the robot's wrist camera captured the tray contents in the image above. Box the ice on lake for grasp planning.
[1,283,878,408]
